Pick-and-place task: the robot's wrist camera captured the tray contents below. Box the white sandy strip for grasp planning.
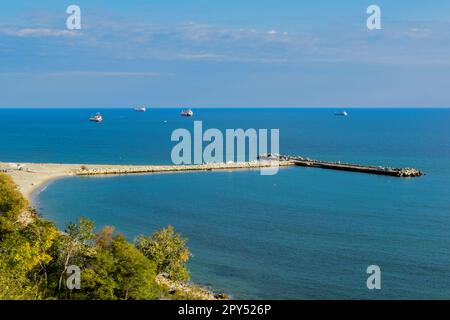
[0,161,293,200]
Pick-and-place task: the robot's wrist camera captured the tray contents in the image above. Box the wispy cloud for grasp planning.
[1,27,82,38]
[76,20,450,66]
[0,71,165,77]
[2,15,450,67]
[81,21,310,63]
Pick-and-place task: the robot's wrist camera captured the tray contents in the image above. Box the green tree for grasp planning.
[0,219,59,299]
[0,173,28,235]
[77,225,118,300]
[77,247,118,300]
[49,217,95,296]
[80,227,160,300]
[112,234,160,299]
[135,225,191,281]
[0,258,36,299]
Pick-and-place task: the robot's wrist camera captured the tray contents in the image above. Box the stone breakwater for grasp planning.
[75,161,294,176]
[275,155,424,177]
[1,155,423,200]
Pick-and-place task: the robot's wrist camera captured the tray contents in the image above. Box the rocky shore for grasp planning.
[156,274,229,300]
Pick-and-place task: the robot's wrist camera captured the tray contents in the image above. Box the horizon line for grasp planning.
[0,106,449,109]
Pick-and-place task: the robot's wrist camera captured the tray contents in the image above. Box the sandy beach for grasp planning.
[0,160,293,200]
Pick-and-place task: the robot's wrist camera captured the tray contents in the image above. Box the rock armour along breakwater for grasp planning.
[75,156,424,178]
[275,155,424,177]
[75,160,294,176]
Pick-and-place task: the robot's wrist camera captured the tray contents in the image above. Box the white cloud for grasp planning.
[172,52,286,64]
[0,71,164,77]
[3,18,449,67]
[175,53,225,61]
[1,28,81,38]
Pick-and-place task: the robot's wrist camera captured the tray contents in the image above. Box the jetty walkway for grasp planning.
[273,155,423,177]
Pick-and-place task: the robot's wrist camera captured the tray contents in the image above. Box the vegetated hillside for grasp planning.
[0,173,228,300]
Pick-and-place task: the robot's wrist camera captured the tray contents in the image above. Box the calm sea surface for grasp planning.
[1,108,449,299]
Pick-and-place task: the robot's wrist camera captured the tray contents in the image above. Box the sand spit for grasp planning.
[0,160,293,200]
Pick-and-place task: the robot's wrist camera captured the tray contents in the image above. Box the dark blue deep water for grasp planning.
[1,108,449,299]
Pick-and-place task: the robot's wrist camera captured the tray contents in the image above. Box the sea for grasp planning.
[0,108,449,299]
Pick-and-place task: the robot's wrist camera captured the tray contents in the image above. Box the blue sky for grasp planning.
[1,0,450,107]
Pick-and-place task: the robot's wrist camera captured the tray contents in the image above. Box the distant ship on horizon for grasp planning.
[335,111,348,117]
[89,112,103,122]
[134,106,147,112]
[181,109,194,117]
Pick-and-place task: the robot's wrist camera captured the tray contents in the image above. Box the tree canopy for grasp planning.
[136,225,191,281]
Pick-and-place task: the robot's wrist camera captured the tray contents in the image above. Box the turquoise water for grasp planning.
[1,108,450,299]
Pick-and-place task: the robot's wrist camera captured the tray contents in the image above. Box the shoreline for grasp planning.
[28,175,65,208]
[1,160,286,300]
[0,164,233,300]
[1,160,293,202]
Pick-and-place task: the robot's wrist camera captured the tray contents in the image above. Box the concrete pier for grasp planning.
[275,155,424,177]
